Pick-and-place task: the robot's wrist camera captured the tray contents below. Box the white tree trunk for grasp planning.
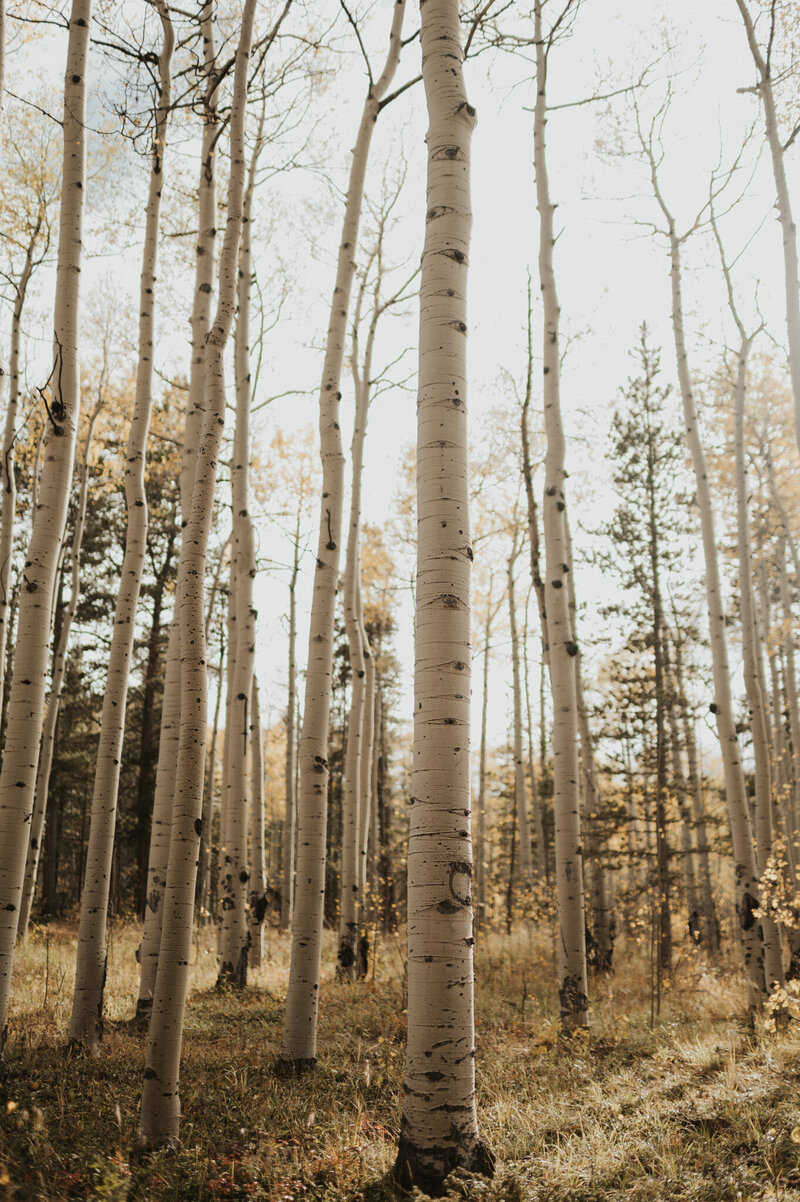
[0,0,91,1046]
[508,543,535,892]
[649,177,765,999]
[735,0,800,453]
[17,405,99,940]
[732,331,784,989]
[248,675,267,968]
[69,3,174,1049]
[137,0,218,1018]
[281,537,298,930]
[217,110,263,988]
[534,0,588,1031]
[395,1,493,1189]
[280,0,405,1066]
[139,0,256,1145]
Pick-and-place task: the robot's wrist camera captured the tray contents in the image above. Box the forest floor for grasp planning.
[2,921,800,1201]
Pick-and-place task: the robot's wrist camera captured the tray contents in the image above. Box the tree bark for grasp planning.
[646,148,766,1002]
[217,104,264,989]
[136,0,218,1019]
[534,0,588,1031]
[735,0,800,455]
[69,4,174,1050]
[0,0,91,1046]
[139,0,256,1145]
[508,541,535,892]
[248,675,267,968]
[280,0,405,1067]
[17,405,99,940]
[394,2,493,1190]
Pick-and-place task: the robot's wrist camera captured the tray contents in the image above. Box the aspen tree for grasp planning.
[713,213,785,990]
[533,0,588,1030]
[248,675,267,968]
[734,0,800,455]
[282,519,299,929]
[0,0,91,1046]
[565,518,613,970]
[69,2,174,1049]
[280,0,406,1067]
[394,0,493,1188]
[18,405,99,940]
[339,237,410,976]
[777,540,800,855]
[672,631,720,952]
[508,536,535,892]
[217,101,265,989]
[523,592,548,882]
[137,1,219,1018]
[0,195,50,728]
[139,0,256,1144]
[641,118,765,1000]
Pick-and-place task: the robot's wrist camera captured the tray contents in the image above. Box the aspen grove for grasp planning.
[7,1,800,1199]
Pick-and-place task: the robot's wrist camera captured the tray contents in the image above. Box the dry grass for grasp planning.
[2,921,800,1200]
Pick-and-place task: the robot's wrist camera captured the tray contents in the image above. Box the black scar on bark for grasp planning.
[740,891,759,931]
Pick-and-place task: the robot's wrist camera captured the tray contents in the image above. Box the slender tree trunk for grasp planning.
[197,647,224,921]
[735,0,800,453]
[139,0,256,1145]
[0,215,42,728]
[731,339,784,989]
[217,107,263,989]
[565,518,613,972]
[534,0,588,1031]
[136,524,177,918]
[508,542,534,891]
[248,676,267,968]
[357,621,375,978]
[395,3,493,1189]
[17,406,99,940]
[475,599,493,926]
[778,541,800,859]
[647,156,765,1001]
[664,660,701,944]
[280,0,405,1067]
[69,7,174,1049]
[672,638,720,953]
[523,589,547,883]
[281,540,298,930]
[0,0,91,1046]
[137,1,218,1019]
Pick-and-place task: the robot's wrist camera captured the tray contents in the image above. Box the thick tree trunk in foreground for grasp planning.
[69,5,174,1049]
[395,2,493,1190]
[0,0,91,1047]
[534,0,588,1031]
[280,0,405,1067]
[18,407,98,940]
[139,0,256,1145]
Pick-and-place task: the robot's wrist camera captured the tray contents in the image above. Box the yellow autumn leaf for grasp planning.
[791,1126,800,1144]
